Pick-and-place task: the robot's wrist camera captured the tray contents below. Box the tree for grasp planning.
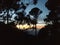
[45,0,60,25]
[0,0,20,24]
[0,0,39,25]
[39,0,60,45]
[29,7,42,35]
[14,12,25,25]
[33,0,38,5]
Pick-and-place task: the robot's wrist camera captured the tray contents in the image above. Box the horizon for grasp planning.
[16,23,46,30]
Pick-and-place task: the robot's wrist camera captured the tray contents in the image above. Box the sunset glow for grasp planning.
[16,24,46,30]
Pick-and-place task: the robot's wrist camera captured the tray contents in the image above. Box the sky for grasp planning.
[24,0,50,23]
[16,0,50,35]
[0,0,50,24]
[0,0,50,35]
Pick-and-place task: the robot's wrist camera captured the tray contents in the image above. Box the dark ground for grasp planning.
[0,24,60,45]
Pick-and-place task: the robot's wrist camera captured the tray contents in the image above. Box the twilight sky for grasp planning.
[24,0,50,23]
[0,0,50,24]
[16,0,50,35]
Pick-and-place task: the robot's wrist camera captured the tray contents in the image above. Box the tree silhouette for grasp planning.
[0,0,39,25]
[15,12,25,25]
[14,0,39,29]
[38,0,60,45]
[45,0,60,24]
[0,0,43,45]
[0,0,20,24]
[25,15,31,25]
[33,0,38,5]
[29,7,42,35]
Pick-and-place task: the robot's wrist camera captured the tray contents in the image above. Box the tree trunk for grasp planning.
[7,10,9,24]
[35,24,37,35]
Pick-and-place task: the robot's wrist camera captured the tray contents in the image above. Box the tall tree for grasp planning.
[45,0,60,26]
[29,7,42,35]
[41,0,60,44]
[38,0,60,45]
